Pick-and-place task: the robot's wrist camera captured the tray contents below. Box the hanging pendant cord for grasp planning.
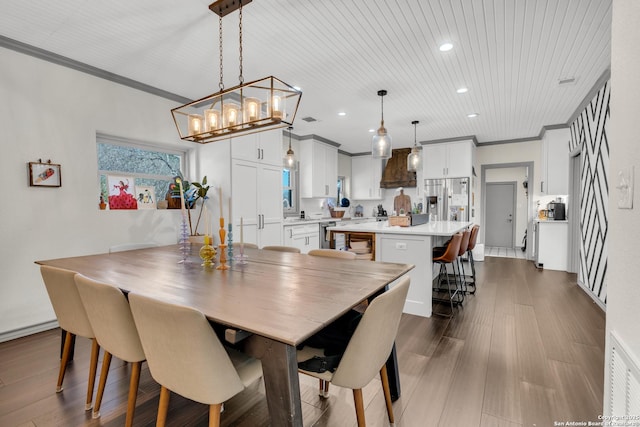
[380,94,384,126]
[238,2,244,85]
[414,122,417,146]
[218,15,224,91]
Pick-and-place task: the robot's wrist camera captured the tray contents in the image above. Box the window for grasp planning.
[97,134,187,206]
[283,161,299,216]
[337,176,346,203]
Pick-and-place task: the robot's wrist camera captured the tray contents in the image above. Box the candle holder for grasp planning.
[234,244,249,264]
[178,216,191,264]
[227,223,234,261]
[199,244,216,267]
[216,244,230,270]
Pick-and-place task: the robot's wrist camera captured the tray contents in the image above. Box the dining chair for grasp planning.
[297,276,410,427]
[128,293,263,427]
[262,245,301,253]
[74,274,146,426]
[109,242,159,253]
[39,266,100,411]
[307,248,357,260]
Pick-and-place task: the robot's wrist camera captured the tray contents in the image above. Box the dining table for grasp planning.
[36,244,414,426]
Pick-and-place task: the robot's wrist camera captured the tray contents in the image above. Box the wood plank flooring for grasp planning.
[0,257,605,426]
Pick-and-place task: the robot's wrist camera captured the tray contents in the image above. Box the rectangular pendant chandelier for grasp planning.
[171,76,301,144]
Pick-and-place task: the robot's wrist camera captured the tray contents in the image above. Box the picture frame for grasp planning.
[28,161,62,187]
[107,175,138,210]
[135,185,157,210]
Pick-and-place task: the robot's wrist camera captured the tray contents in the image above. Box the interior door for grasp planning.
[485,182,516,247]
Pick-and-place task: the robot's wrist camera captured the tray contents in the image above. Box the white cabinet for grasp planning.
[232,159,283,247]
[351,155,384,200]
[541,128,570,195]
[534,220,568,271]
[422,140,473,179]
[283,223,320,254]
[231,129,283,166]
[300,140,338,198]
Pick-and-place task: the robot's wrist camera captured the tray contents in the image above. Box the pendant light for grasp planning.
[372,90,392,159]
[286,126,295,167]
[407,120,421,172]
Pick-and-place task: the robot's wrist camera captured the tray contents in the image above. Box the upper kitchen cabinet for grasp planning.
[422,140,474,179]
[300,138,338,198]
[351,154,383,200]
[231,129,283,166]
[540,128,570,195]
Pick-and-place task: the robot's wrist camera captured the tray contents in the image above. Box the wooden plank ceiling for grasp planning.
[0,0,611,152]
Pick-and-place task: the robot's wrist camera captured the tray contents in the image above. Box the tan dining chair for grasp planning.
[307,248,357,260]
[39,266,100,411]
[307,247,357,397]
[298,276,410,427]
[128,293,263,427]
[261,245,301,253]
[232,242,259,249]
[74,274,146,426]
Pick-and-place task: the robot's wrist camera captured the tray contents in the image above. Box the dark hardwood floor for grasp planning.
[0,257,605,426]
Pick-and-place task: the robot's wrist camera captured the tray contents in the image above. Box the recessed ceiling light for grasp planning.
[368,129,375,133]
[439,42,453,52]
[467,113,479,118]
[293,85,302,91]
[456,87,468,94]
[338,112,346,116]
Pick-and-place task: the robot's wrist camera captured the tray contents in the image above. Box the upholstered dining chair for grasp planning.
[39,265,100,412]
[307,248,357,260]
[261,245,301,253]
[128,293,263,427]
[74,274,146,426]
[298,276,410,427]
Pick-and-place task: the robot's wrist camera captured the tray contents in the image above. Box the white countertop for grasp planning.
[283,217,378,226]
[328,220,473,236]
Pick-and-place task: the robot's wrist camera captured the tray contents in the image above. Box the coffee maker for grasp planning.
[548,201,566,220]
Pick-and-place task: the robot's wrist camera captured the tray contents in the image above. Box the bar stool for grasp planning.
[432,233,463,316]
[456,229,471,294]
[465,225,480,294]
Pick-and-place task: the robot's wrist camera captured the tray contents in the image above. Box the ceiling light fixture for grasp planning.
[439,42,453,51]
[372,90,392,159]
[467,113,479,118]
[407,120,421,172]
[456,87,468,94]
[338,112,346,116]
[286,126,295,167]
[170,0,301,144]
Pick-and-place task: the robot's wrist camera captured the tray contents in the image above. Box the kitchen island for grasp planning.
[329,220,472,317]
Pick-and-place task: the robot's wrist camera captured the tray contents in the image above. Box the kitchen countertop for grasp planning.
[534,219,569,223]
[283,217,378,226]
[328,220,473,236]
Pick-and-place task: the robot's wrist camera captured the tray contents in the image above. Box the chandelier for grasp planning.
[407,120,421,172]
[171,0,302,144]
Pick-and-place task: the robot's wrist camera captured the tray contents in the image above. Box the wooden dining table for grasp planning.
[36,244,413,426]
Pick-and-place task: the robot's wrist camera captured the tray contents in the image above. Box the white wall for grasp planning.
[475,140,542,245]
[605,0,640,408]
[0,48,207,340]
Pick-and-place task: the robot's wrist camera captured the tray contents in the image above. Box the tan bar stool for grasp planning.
[432,233,463,316]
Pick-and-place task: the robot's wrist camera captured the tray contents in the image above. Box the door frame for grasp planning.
[485,181,517,248]
[481,161,535,260]
[567,147,582,275]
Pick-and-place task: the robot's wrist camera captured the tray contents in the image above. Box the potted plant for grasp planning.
[169,175,211,236]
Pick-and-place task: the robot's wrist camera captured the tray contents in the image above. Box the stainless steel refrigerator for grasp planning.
[424,177,470,221]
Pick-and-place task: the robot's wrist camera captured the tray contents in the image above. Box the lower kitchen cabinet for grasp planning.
[283,224,319,254]
[534,220,568,271]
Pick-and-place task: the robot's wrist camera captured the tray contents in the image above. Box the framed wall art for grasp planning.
[135,185,156,210]
[107,175,138,209]
[28,161,61,187]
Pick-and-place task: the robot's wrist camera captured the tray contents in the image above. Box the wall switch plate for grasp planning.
[616,166,634,209]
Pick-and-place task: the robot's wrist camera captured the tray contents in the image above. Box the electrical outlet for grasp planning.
[616,167,634,209]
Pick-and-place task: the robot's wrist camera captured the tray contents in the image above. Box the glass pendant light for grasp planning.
[407,120,421,172]
[372,90,392,159]
[286,126,295,167]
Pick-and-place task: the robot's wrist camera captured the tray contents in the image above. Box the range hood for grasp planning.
[380,148,417,188]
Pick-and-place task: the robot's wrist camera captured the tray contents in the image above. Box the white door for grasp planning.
[485,182,516,247]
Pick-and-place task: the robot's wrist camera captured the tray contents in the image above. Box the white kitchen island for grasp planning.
[328,220,472,317]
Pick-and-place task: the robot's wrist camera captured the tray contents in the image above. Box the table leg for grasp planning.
[245,336,303,426]
[385,344,401,400]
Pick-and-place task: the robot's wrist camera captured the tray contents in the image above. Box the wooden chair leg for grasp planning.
[380,365,395,424]
[318,379,330,398]
[86,338,100,411]
[56,331,73,393]
[93,350,112,418]
[352,388,366,427]
[157,386,171,427]
[125,361,142,427]
[209,403,222,427]
[323,379,330,397]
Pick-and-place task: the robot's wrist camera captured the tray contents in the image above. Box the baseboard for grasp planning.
[0,320,59,343]
[576,278,606,311]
